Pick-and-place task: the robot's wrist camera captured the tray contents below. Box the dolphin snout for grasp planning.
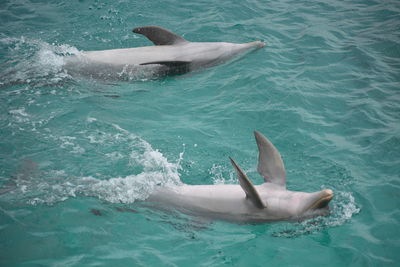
[245,41,266,49]
[307,189,334,210]
[251,41,265,48]
[256,41,266,48]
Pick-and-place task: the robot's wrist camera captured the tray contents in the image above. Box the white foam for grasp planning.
[9,108,28,117]
[5,121,183,205]
[0,37,79,86]
[9,108,30,123]
[105,152,124,161]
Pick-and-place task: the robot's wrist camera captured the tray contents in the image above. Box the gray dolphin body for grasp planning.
[147,131,334,223]
[63,26,265,80]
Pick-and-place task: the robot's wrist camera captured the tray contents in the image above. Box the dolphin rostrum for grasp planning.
[63,26,265,80]
[147,131,334,223]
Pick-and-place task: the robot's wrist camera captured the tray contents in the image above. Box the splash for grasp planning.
[0,37,78,87]
[2,120,183,205]
[210,164,236,185]
[328,191,360,226]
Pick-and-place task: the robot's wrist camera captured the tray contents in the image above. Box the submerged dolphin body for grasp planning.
[63,26,265,80]
[147,131,334,223]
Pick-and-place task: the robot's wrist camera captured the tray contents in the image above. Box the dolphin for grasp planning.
[63,26,265,80]
[147,131,334,223]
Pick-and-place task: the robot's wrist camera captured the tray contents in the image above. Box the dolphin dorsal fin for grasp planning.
[229,157,265,209]
[132,26,188,46]
[254,131,286,188]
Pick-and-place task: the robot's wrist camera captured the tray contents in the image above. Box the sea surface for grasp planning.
[0,0,399,266]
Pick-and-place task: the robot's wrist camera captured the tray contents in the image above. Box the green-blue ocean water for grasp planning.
[0,0,399,265]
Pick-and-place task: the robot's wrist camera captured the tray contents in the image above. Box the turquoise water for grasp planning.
[0,0,399,265]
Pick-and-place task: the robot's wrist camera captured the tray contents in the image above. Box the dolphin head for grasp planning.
[252,185,334,221]
[291,189,334,218]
